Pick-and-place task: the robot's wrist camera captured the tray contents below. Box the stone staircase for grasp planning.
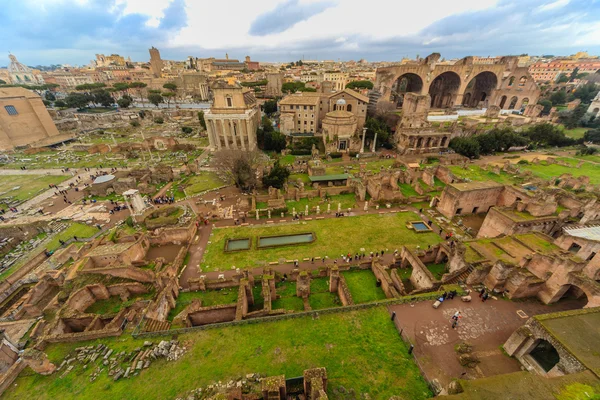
[143,318,171,333]
[444,265,474,285]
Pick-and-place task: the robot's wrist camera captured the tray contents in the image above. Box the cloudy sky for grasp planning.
[2,0,600,66]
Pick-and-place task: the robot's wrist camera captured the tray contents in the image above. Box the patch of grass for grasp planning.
[85,292,154,315]
[363,159,398,172]
[560,126,588,139]
[201,212,442,272]
[45,223,99,252]
[449,165,520,185]
[520,159,600,185]
[342,270,387,303]
[183,172,226,196]
[0,175,70,205]
[426,263,446,280]
[271,296,305,311]
[168,289,238,321]
[288,173,311,185]
[399,183,419,197]
[4,307,431,400]
[308,277,340,310]
[286,193,357,213]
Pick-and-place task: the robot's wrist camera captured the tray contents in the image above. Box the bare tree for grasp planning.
[213,150,261,191]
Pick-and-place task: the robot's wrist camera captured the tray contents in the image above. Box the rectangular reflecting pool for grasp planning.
[410,221,432,232]
[258,233,315,249]
[225,238,251,252]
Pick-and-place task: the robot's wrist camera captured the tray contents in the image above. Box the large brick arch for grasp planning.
[374,54,539,110]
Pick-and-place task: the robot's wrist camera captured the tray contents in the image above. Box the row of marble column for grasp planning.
[207,117,256,151]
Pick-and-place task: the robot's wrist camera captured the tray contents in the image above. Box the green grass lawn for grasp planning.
[288,173,311,185]
[183,172,227,196]
[520,159,600,184]
[560,125,588,139]
[286,193,357,213]
[168,288,238,321]
[342,270,387,303]
[201,212,442,271]
[4,307,430,400]
[85,292,154,315]
[309,277,340,310]
[0,175,70,205]
[46,223,99,252]
[449,165,520,185]
[272,281,305,311]
[363,159,398,172]
[399,183,419,197]
[426,263,446,280]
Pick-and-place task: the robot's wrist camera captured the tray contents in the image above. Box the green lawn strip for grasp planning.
[560,126,588,139]
[425,263,446,280]
[288,173,311,184]
[85,292,155,315]
[448,165,520,185]
[342,270,387,303]
[168,288,239,321]
[398,183,419,197]
[201,212,442,272]
[45,223,99,252]
[520,160,600,184]
[0,175,70,204]
[183,172,226,196]
[4,307,431,400]
[285,193,357,213]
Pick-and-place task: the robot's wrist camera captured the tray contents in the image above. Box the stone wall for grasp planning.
[337,275,354,306]
[437,183,504,219]
[187,305,237,326]
[504,312,590,377]
[401,247,438,291]
[371,261,400,298]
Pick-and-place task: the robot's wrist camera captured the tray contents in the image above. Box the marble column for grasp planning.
[229,119,239,150]
[220,119,229,149]
[361,127,366,153]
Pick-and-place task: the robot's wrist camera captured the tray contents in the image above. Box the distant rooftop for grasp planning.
[564,225,600,242]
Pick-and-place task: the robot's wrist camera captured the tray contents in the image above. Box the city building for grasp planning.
[205,81,260,151]
[528,58,600,82]
[322,71,348,91]
[0,87,74,150]
[278,88,368,136]
[95,54,128,68]
[588,92,600,119]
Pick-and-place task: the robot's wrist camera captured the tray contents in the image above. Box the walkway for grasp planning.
[387,297,587,389]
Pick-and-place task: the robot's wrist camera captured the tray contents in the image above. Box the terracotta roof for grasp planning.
[327,88,369,103]
[279,93,320,106]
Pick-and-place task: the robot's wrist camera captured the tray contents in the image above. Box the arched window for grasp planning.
[508,96,518,109]
[346,104,352,112]
[508,76,515,87]
[519,76,527,86]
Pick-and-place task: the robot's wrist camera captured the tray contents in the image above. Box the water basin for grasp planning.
[225,238,251,252]
[410,221,432,232]
[258,233,315,248]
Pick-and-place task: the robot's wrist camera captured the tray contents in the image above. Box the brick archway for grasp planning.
[429,71,461,109]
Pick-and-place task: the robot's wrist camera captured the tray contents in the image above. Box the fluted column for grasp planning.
[220,119,229,149]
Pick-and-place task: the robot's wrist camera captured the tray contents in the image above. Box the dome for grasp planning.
[336,98,347,105]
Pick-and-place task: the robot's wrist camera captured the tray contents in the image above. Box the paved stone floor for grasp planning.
[387,296,587,388]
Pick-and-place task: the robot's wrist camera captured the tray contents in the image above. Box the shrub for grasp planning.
[517,159,529,165]
[181,126,193,134]
[130,121,140,127]
[154,117,164,124]
[329,152,343,158]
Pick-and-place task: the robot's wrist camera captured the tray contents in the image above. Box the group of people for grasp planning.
[152,195,175,205]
